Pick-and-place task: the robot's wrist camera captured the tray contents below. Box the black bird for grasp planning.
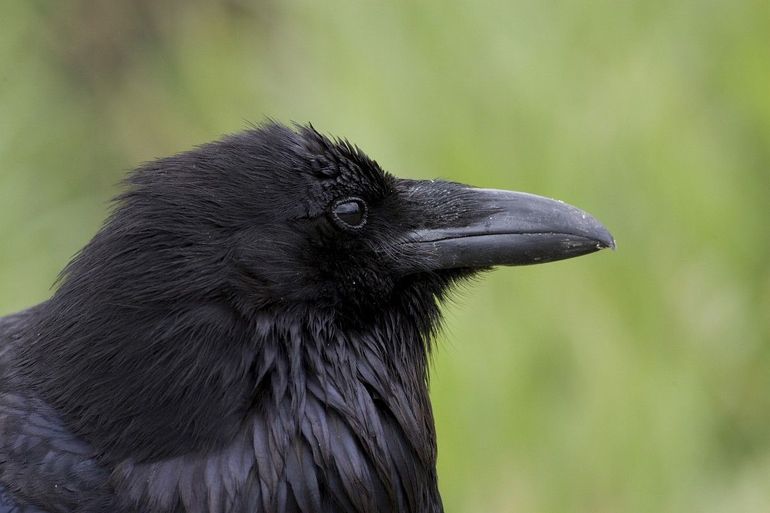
[0,123,614,513]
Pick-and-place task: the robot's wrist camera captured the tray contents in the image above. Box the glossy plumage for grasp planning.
[0,123,612,512]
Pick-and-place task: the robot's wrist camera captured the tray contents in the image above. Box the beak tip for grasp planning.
[596,231,616,251]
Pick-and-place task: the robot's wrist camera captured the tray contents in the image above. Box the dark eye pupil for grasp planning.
[333,199,367,228]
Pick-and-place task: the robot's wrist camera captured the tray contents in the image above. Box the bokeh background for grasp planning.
[1,1,769,511]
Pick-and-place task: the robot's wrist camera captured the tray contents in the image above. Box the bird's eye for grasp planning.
[331,198,367,229]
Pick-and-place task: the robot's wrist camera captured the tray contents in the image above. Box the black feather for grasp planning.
[0,122,501,513]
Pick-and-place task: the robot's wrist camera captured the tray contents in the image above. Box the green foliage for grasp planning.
[1,1,768,511]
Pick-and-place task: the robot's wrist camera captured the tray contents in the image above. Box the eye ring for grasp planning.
[330,197,368,230]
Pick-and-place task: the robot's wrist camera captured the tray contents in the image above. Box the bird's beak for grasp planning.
[404,187,615,270]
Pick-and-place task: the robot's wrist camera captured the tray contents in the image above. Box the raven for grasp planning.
[0,123,613,513]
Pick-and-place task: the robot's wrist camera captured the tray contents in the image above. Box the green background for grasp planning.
[1,1,769,511]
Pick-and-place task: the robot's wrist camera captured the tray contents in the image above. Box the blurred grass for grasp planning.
[1,1,769,511]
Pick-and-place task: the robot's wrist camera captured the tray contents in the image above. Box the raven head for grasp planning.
[109,123,613,320]
[25,122,613,467]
